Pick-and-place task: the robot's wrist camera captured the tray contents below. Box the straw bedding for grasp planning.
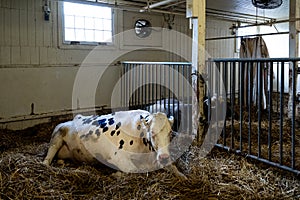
[1,121,300,199]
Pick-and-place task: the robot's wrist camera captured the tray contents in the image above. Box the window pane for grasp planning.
[94,19,103,30]
[95,30,103,41]
[65,28,75,41]
[85,17,94,29]
[75,16,84,29]
[103,19,112,31]
[103,31,112,42]
[65,15,74,28]
[75,29,85,41]
[85,30,94,42]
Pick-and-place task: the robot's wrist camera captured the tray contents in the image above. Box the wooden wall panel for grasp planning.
[20,10,28,46]
[10,10,20,46]
[0,8,4,45]
[4,8,11,46]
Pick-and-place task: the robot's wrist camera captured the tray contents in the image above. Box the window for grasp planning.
[63,2,112,44]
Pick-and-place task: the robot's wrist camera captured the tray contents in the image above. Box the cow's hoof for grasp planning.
[57,159,65,165]
[176,172,188,180]
[112,171,123,179]
[42,160,50,166]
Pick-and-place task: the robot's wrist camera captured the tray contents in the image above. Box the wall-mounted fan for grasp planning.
[134,19,152,38]
[252,0,282,9]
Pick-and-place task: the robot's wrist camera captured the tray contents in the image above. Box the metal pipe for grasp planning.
[140,0,178,11]
[161,0,185,9]
[58,0,185,15]
[206,31,289,41]
[214,144,300,176]
[206,8,274,22]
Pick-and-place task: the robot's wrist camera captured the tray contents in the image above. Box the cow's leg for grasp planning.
[165,164,187,180]
[43,125,68,165]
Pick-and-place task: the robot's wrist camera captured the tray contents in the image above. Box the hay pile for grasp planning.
[1,123,300,199]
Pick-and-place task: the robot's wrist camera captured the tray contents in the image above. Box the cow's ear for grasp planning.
[168,116,174,126]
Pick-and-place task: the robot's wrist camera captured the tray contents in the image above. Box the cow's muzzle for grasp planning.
[158,154,170,166]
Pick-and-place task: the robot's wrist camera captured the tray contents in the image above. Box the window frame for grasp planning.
[58,1,116,49]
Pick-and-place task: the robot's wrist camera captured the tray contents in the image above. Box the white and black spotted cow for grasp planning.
[43,110,186,179]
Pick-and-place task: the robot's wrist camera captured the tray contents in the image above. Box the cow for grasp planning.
[43,110,186,179]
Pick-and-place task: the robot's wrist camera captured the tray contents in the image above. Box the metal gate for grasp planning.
[210,58,300,175]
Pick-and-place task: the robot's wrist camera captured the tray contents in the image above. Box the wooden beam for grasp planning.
[289,0,298,58]
[188,0,206,144]
[288,0,298,119]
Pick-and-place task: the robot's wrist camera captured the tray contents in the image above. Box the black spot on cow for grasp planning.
[98,118,107,128]
[130,140,133,145]
[95,129,100,136]
[98,118,106,124]
[92,121,99,127]
[119,140,125,149]
[87,130,93,135]
[143,138,148,146]
[103,126,108,133]
[114,152,117,155]
[83,118,92,125]
[110,130,116,136]
[100,122,107,128]
[80,134,86,139]
[140,132,144,138]
[151,146,155,151]
[137,124,141,130]
[108,118,115,125]
[116,131,120,136]
[116,122,121,130]
[78,116,82,119]
[140,115,144,119]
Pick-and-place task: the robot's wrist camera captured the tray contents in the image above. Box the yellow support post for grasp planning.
[187,0,206,145]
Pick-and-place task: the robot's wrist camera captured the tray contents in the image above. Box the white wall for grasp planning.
[0,0,192,127]
[206,17,237,58]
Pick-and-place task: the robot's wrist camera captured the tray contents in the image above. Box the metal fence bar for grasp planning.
[291,61,296,169]
[257,61,262,158]
[248,61,253,155]
[279,61,284,165]
[268,61,273,161]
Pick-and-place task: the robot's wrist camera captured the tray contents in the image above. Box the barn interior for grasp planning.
[1,0,300,199]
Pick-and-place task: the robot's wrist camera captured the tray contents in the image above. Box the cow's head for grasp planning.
[143,112,174,166]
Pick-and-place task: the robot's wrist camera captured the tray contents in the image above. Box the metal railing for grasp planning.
[121,61,193,132]
[209,57,300,176]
